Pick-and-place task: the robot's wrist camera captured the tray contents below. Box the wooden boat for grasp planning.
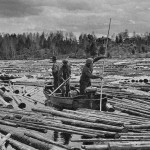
[43,85,108,111]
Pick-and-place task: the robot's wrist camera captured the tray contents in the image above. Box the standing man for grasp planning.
[59,59,71,97]
[80,57,104,95]
[52,56,59,90]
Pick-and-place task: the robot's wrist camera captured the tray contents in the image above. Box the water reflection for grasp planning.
[53,131,59,142]
[60,132,72,145]
[53,131,72,145]
[81,135,94,145]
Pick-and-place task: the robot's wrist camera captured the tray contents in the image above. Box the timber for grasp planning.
[0,96,13,109]
[0,89,13,102]
[0,125,52,150]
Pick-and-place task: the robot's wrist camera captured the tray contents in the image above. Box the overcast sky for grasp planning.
[0,0,150,37]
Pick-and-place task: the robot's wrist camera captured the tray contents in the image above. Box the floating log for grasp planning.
[4,118,97,137]
[82,144,108,150]
[71,138,150,142]
[114,105,150,118]
[26,89,41,97]
[125,124,150,130]
[121,135,150,139]
[0,133,11,148]
[11,95,26,109]
[0,96,13,109]
[4,119,47,133]
[24,87,38,96]
[0,107,35,116]
[0,120,17,127]
[8,139,34,150]
[0,125,52,150]
[63,109,124,127]
[82,141,150,150]
[32,108,98,122]
[0,89,13,102]
[57,116,126,132]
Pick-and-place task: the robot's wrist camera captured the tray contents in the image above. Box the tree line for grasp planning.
[0,30,150,60]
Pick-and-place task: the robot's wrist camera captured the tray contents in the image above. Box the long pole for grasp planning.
[49,76,71,96]
[100,18,111,111]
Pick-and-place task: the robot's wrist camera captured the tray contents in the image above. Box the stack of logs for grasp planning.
[0,105,149,149]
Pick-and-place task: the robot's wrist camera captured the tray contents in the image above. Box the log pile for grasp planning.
[0,105,150,149]
[0,59,150,150]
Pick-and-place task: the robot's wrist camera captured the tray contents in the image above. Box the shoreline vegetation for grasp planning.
[0,30,150,60]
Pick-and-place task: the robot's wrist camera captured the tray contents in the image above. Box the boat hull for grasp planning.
[44,90,106,110]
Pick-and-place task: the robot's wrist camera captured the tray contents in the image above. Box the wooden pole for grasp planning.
[49,76,71,96]
[100,18,111,111]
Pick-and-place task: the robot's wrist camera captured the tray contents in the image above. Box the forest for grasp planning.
[0,29,150,60]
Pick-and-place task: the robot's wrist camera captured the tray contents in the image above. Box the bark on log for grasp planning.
[11,95,26,109]
[32,108,97,122]
[0,96,13,109]
[0,125,52,150]
[63,109,124,126]
[32,108,125,132]
[4,118,98,137]
[59,117,126,132]
[125,124,150,130]
[82,142,150,150]
[0,89,13,102]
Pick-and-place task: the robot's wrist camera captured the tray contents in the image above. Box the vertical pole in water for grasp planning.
[100,18,111,111]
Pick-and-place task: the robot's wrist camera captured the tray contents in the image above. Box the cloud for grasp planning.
[0,0,150,36]
[0,0,42,18]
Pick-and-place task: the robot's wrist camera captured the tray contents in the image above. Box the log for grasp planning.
[77,108,149,122]
[56,117,120,138]
[125,124,150,130]
[0,107,35,116]
[114,105,150,118]
[4,118,97,137]
[32,108,98,122]
[11,95,26,109]
[82,144,108,150]
[24,87,38,96]
[4,119,47,133]
[32,108,126,132]
[0,125,52,150]
[0,133,11,148]
[121,135,150,139]
[58,117,126,132]
[63,109,124,126]
[71,138,150,142]
[0,120,18,127]
[120,133,150,136]
[0,89,13,102]
[82,142,150,150]
[8,139,34,150]
[0,96,13,109]
[109,141,150,150]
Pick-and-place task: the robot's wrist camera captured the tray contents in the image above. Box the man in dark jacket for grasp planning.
[80,57,104,94]
[52,56,59,90]
[59,59,71,97]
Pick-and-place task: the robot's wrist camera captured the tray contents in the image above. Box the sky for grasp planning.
[0,0,150,37]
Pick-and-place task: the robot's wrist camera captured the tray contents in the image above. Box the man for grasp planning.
[59,59,71,97]
[80,57,104,95]
[51,56,59,90]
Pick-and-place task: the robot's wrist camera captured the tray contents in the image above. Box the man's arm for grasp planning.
[93,56,106,63]
[85,68,101,79]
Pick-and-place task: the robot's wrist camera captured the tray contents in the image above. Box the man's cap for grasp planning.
[62,59,68,64]
[86,58,93,64]
[52,56,57,60]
